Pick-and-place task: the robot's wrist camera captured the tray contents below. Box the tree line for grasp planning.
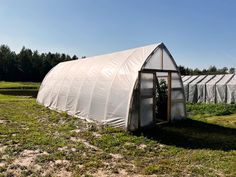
[178,65,235,75]
[0,44,235,82]
[0,44,78,82]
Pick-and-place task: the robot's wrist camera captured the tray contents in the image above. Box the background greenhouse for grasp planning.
[182,74,236,103]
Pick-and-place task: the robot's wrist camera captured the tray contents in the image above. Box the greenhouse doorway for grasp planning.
[138,69,175,128]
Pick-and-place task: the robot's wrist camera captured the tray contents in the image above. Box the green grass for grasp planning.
[187,103,236,117]
[0,81,40,98]
[0,81,40,89]
[0,82,236,176]
[187,103,236,128]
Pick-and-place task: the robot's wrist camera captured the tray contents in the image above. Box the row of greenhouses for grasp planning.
[182,74,236,103]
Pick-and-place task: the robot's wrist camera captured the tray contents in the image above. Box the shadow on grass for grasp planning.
[134,119,236,151]
[0,90,38,98]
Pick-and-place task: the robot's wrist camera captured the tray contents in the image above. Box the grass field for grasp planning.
[0,81,40,98]
[0,82,40,89]
[0,82,236,176]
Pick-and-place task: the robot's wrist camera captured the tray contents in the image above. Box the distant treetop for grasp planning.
[0,44,79,82]
[178,65,235,75]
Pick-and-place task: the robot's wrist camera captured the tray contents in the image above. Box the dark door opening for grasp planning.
[155,77,168,123]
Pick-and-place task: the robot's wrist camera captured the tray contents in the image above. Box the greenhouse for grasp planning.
[226,74,236,104]
[188,75,206,103]
[197,75,215,103]
[183,75,199,101]
[206,74,224,103]
[37,43,186,130]
[183,74,235,103]
[215,74,234,103]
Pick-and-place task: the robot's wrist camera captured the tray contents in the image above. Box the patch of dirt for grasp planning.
[138,144,147,149]
[42,160,72,177]
[5,149,73,177]
[92,169,151,177]
[102,158,137,176]
[6,149,49,176]
[0,119,7,124]
[159,144,165,148]
[0,144,7,153]
[0,162,6,167]
[71,147,76,152]
[110,153,123,159]
[58,146,68,151]
[55,159,69,165]
[92,169,110,177]
[56,169,72,177]
[53,131,61,137]
[93,132,102,138]
[13,149,41,167]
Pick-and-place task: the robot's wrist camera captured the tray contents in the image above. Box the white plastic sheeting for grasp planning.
[183,74,236,103]
[170,72,186,119]
[206,75,224,103]
[182,75,191,82]
[197,75,215,103]
[216,74,234,103]
[226,75,236,104]
[183,75,199,101]
[37,43,185,130]
[139,73,154,127]
[188,75,206,103]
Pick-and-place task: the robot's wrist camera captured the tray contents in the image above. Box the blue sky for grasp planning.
[0,0,236,69]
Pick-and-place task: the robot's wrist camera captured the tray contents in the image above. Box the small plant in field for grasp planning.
[145,165,161,174]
